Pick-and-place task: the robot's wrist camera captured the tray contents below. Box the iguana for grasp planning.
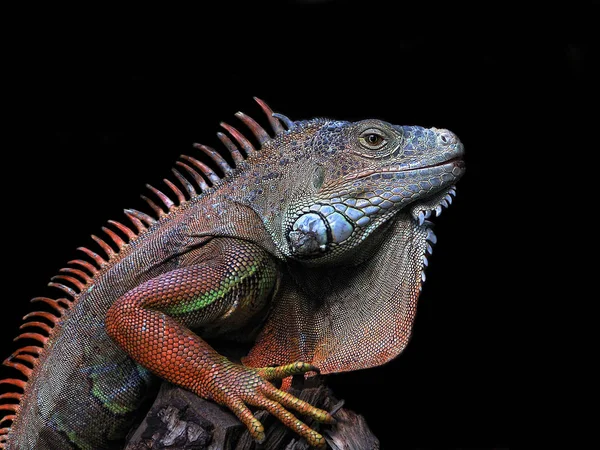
[0,98,465,449]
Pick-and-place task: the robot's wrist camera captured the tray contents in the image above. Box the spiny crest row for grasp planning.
[0,98,292,437]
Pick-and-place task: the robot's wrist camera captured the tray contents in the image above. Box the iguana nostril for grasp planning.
[436,129,457,145]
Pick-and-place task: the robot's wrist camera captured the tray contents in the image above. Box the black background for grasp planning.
[1,1,594,448]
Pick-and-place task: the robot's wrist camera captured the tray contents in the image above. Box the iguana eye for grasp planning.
[359,130,387,150]
[366,134,382,145]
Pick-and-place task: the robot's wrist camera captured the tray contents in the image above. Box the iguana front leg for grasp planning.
[105,238,333,447]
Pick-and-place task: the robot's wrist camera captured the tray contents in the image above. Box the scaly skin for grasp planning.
[105,238,333,446]
[0,99,464,449]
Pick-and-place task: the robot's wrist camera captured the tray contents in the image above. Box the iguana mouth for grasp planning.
[345,153,465,182]
[395,141,465,172]
[422,156,465,171]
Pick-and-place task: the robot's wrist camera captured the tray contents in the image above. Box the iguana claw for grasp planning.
[256,361,320,380]
[210,360,333,448]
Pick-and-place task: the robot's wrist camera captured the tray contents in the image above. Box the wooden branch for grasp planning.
[124,376,379,449]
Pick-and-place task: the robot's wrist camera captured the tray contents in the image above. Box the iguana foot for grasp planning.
[204,360,334,448]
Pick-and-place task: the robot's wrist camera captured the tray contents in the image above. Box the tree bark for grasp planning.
[124,376,379,450]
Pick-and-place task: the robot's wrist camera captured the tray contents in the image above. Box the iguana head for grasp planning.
[273,118,465,260]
